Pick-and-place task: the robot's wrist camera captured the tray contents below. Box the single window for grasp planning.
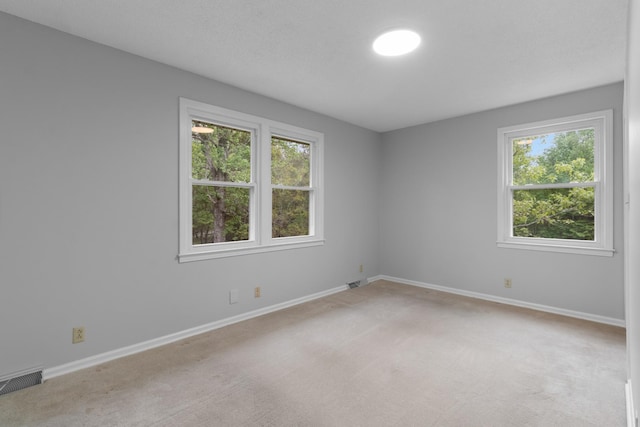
[179,99,324,262]
[497,110,613,256]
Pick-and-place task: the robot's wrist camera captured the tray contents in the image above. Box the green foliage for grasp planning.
[272,189,309,238]
[271,138,310,186]
[512,129,595,241]
[271,137,311,237]
[192,186,215,244]
[513,187,594,240]
[191,122,251,182]
[537,129,594,183]
[191,122,251,244]
[190,125,311,244]
[192,186,250,244]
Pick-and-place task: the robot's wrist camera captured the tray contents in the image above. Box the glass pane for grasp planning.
[512,129,594,185]
[272,189,309,238]
[271,137,310,186]
[192,185,250,245]
[512,187,594,240]
[192,120,251,182]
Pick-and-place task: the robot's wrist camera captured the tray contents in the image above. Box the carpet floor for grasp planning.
[0,280,627,426]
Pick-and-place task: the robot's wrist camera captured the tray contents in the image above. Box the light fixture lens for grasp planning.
[373,30,421,56]
[192,126,214,134]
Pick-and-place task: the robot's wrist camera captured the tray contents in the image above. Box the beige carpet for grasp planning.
[0,280,626,426]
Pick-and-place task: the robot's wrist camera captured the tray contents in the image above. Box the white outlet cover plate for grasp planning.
[229,290,239,304]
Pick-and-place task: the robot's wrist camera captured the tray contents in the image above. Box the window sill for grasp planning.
[179,239,325,263]
[497,241,615,257]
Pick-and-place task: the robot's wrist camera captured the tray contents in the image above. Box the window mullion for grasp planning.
[260,130,272,245]
[191,179,255,189]
[272,185,311,191]
[510,182,597,191]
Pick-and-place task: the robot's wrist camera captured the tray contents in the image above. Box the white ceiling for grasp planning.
[0,0,628,132]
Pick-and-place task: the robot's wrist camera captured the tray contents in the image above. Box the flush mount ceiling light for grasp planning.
[373,29,421,56]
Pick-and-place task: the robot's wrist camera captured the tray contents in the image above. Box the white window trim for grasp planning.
[179,98,324,262]
[497,110,614,256]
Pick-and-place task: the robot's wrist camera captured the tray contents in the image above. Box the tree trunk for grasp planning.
[212,187,226,242]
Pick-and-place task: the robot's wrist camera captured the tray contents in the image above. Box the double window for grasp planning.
[497,110,613,256]
[179,98,324,262]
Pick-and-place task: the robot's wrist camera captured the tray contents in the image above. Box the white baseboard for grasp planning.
[43,284,349,381]
[367,275,384,284]
[628,380,637,427]
[371,275,625,328]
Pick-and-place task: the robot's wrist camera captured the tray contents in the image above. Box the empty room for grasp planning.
[2,1,640,426]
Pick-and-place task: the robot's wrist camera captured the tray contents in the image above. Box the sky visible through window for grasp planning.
[529,133,553,156]
[517,133,556,159]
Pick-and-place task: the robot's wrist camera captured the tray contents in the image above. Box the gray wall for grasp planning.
[380,83,625,320]
[626,0,640,418]
[0,13,381,376]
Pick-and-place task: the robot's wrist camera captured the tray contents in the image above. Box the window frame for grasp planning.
[179,98,324,262]
[497,110,614,256]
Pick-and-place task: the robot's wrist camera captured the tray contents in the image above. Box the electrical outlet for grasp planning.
[72,327,85,344]
[359,264,363,273]
[504,278,512,288]
[254,286,261,298]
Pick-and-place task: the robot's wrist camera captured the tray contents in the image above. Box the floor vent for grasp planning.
[347,280,361,289]
[0,369,43,396]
